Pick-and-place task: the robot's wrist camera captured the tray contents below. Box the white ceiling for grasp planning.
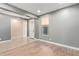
[9,3,76,16]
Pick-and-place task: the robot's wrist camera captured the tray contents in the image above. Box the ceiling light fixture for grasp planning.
[37,10,41,13]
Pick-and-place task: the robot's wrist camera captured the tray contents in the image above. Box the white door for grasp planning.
[23,20,27,37]
[29,19,35,38]
[11,17,27,39]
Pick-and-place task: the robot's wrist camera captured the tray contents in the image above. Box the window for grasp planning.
[41,15,49,35]
[42,25,48,35]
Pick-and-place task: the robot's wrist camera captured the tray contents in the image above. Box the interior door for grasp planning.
[23,20,27,37]
[29,19,35,38]
[11,17,27,39]
[11,17,27,47]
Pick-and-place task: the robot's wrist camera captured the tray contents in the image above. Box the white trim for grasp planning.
[0,8,30,19]
[0,40,11,44]
[34,38,79,51]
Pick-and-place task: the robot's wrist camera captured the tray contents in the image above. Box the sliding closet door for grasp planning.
[11,17,27,39]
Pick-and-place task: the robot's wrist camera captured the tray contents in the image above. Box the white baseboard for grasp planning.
[34,38,79,51]
[1,37,79,51]
[0,40,11,44]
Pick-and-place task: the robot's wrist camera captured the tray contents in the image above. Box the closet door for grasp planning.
[11,17,27,39]
[23,20,27,37]
[29,19,35,38]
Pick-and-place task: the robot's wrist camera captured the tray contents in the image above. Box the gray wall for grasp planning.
[37,4,79,48]
[27,20,29,36]
[0,14,11,41]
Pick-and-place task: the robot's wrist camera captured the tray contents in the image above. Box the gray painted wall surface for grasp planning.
[27,20,29,36]
[37,4,79,48]
[0,14,11,41]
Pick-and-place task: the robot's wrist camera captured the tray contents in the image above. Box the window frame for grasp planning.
[41,25,48,36]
